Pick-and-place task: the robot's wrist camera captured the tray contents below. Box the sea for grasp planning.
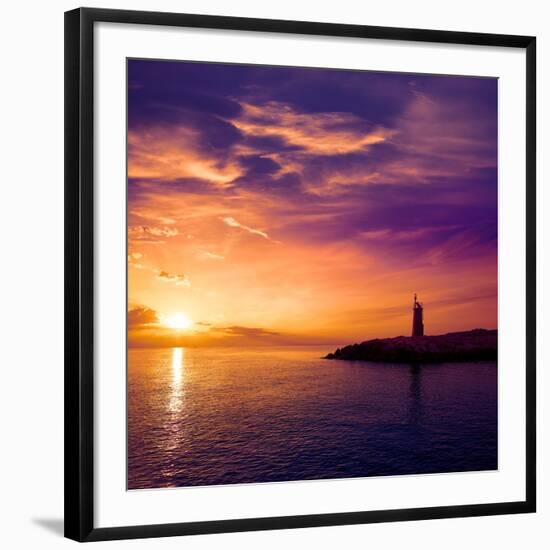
[128,346,497,489]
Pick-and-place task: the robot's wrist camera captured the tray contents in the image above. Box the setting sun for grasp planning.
[163,313,194,331]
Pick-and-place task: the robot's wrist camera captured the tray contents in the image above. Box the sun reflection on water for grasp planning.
[168,347,185,414]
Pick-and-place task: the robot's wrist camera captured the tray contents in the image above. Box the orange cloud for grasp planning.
[128,126,242,184]
[128,306,159,328]
[234,101,395,155]
[156,270,191,287]
[129,225,178,238]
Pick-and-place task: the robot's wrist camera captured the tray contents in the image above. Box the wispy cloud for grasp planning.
[129,225,178,238]
[128,126,242,184]
[234,101,395,156]
[156,270,191,287]
[127,251,146,270]
[129,225,179,244]
[198,250,225,260]
[221,216,271,240]
[217,326,280,337]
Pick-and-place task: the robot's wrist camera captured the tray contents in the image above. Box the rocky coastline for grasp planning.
[325,329,497,363]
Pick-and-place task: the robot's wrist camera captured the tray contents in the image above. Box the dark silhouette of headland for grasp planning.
[325,295,497,363]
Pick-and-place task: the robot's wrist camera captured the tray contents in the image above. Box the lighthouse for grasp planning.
[412,293,424,337]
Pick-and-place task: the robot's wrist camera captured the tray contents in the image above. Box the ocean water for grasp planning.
[128,347,497,489]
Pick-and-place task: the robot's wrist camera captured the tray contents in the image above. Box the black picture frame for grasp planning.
[65,7,537,542]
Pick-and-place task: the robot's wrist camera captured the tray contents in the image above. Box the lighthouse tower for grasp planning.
[412,293,424,337]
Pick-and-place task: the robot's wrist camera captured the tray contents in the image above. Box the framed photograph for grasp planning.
[65,7,536,542]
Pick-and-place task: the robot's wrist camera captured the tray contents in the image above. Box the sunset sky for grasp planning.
[127,59,498,348]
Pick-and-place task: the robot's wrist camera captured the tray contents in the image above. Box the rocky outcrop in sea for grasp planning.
[325,329,497,363]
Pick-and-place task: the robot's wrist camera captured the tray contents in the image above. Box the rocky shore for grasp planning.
[325,329,497,363]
